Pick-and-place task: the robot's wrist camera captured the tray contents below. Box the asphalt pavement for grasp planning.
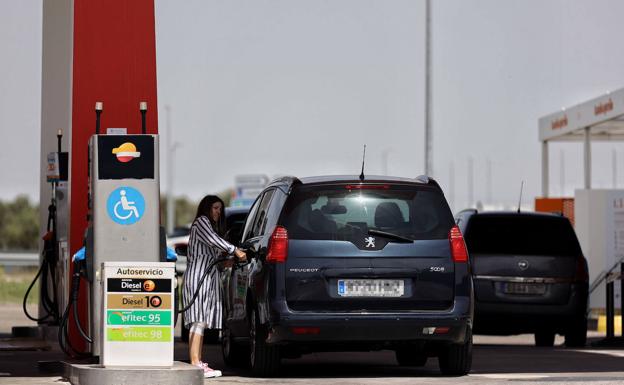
[1,332,623,384]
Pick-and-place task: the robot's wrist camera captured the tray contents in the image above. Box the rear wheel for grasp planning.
[395,347,428,367]
[438,329,472,376]
[222,322,249,367]
[534,330,555,347]
[565,316,587,347]
[250,308,280,377]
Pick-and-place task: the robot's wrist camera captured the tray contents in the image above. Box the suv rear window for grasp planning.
[280,184,454,241]
[464,215,582,257]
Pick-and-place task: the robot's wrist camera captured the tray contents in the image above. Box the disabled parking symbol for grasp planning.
[107,187,145,225]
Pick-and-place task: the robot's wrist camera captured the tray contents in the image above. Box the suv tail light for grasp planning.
[266,226,288,263]
[449,225,468,263]
[574,256,589,282]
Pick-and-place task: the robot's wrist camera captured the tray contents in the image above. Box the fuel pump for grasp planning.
[56,101,171,357]
[23,130,69,326]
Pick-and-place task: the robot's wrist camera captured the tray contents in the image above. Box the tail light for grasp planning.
[449,225,468,263]
[574,256,589,282]
[266,226,288,263]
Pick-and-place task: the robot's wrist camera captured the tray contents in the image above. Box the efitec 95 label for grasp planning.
[107,310,171,326]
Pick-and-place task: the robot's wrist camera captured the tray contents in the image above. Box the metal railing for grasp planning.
[589,255,624,294]
[589,255,624,343]
[0,252,39,267]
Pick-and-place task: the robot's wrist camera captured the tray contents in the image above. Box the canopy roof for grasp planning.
[539,87,624,142]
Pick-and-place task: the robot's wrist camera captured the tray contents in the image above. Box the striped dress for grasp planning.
[182,215,235,329]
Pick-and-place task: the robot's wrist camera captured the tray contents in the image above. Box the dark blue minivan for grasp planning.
[221,175,473,376]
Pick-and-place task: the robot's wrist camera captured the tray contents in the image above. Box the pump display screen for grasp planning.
[98,135,154,180]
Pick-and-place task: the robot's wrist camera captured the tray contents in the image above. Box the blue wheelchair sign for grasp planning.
[106,187,145,225]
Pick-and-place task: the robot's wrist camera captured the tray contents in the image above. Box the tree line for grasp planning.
[0,190,232,251]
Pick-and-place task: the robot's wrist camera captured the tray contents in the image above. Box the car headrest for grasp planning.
[374,202,403,228]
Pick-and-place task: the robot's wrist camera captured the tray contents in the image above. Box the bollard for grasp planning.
[606,281,615,339]
[621,263,624,337]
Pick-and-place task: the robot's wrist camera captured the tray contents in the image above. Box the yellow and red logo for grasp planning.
[143,280,156,292]
[112,142,141,163]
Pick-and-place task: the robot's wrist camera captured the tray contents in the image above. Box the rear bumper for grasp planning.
[266,297,472,345]
[474,283,588,333]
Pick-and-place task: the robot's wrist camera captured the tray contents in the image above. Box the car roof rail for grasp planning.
[456,208,478,216]
[414,175,430,184]
[267,175,301,192]
[414,175,442,190]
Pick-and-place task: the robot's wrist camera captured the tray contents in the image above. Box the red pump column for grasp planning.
[40,0,159,352]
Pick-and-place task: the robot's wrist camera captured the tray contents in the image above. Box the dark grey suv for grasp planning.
[455,210,589,347]
[221,175,474,376]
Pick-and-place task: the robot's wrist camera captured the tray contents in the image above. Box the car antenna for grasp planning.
[517,180,524,213]
[359,144,366,181]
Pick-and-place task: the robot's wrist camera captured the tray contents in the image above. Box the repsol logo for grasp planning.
[594,98,614,116]
[551,115,568,130]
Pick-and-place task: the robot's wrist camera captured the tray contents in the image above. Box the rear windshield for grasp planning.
[464,215,582,257]
[280,184,454,241]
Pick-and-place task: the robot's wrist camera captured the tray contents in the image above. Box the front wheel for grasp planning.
[249,308,280,377]
[438,329,472,376]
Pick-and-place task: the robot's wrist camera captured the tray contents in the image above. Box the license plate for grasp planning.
[503,282,546,295]
[337,279,404,297]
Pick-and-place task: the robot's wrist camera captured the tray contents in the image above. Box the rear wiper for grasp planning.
[367,229,413,243]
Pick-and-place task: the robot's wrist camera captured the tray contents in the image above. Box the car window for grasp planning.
[241,195,263,242]
[464,215,582,257]
[225,211,249,245]
[280,184,454,241]
[250,189,275,238]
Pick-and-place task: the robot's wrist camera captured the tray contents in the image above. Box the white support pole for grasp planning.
[613,148,617,189]
[541,141,549,197]
[165,105,175,235]
[424,0,432,176]
[449,161,455,211]
[559,149,565,196]
[584,127,591,189]
[468,157,474,208]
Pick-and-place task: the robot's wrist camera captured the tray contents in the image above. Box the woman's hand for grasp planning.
[234,248,247,262]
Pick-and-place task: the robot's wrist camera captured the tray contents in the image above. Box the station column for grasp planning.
[40,0,159,351]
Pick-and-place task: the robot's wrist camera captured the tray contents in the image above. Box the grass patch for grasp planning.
[0,267,39,304]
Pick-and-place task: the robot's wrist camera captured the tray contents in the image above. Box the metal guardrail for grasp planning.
[589,254,624,344]
[589,255,624,294]
[0,252,39,267]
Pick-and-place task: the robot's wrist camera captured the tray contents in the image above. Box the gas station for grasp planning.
[539,88,624,341]
[33,1,203,383]
[2,1,624,384]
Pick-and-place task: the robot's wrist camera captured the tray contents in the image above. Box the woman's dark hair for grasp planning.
[195,195,226,236]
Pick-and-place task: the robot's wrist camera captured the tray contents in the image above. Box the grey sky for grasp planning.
[1,0,624,212]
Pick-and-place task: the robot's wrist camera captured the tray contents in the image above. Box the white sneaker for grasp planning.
[196,362,222,378]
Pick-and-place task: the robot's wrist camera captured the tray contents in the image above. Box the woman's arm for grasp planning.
[194,216,236,255]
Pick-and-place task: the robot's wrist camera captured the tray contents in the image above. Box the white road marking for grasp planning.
[471,373,551,379]
[570,349,624,358]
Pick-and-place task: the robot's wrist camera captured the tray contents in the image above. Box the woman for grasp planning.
[182,195,246,378]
